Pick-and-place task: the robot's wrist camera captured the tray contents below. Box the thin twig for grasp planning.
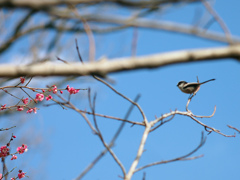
[192,105,216,118]
[88,90,126,177]
[75,39,84,63]
[1,89,21,100]
[25,77,33,87]
[227,125,240,134]
[71,5,95,62]
[20,87,36,103]
[93,75,147,125]
[76,94,141,180]
[134,132,206,173]
[188,115,235,137]
[151,109,234,137]
[131,27,138,57]
[45,101,143,125]
[201,0,233,44]
[0,126,16,131]
[56,56,69,64]
[150,114,175,132]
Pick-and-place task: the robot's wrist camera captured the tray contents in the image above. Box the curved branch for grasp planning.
[134,132,206,173]
[186,96,216,118]
[193,105,216,118]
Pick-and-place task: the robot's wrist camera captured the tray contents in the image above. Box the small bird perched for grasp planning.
[177,78,215,98]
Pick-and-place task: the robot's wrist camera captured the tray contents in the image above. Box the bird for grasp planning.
[177,78,215,98]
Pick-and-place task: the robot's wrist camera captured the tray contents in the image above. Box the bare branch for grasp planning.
[192,106,216,118]
[76,94,140,180]
[188,115,235,137]
[186,96,216,118]
[49,13,240,43]
[88,90,126,177]
[227,125,240,134]
[0,0,200,9]
[125,124,151,180]
[93,75,148,124]
[59,96,98,134]
[75,39,84,63]
[71,6,96,62]
[150,114,175,132]
[0,45,239,77]
[201,0,232,44]
[134,132,206,173]
[151,109,234,137]
[131,28,138,57]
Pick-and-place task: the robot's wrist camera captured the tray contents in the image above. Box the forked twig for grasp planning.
[150,114,175,132]
[75,94,141,180]
[88,90,126,177]
[188,115,235,137]
[54,92,98,134]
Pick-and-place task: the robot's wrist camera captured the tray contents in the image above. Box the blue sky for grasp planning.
[0,1,240,180]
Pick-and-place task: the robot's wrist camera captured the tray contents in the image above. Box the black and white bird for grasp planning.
[177,78,215,98]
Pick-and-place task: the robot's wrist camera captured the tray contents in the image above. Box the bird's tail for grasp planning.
[200,79,215,85]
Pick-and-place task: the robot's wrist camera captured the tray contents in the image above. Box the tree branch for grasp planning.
[0,45,239,77]
[134,132,206,173]
[0,0,199,9]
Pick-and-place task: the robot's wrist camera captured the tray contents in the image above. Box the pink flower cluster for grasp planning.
[17,144,28,154]
[26,107,37,114]
[0,145,9,157]
[66,85,80,94]
[15,170,25,179]
[0,135,27,179]
[11,155,17,160]
[52,85,57,94]
[18,170,26,179]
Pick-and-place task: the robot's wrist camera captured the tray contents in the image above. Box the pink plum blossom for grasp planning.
[66,85,80,94]
[26,107,37,114]
[11,155,17,160]
[17,106,24,111]
[46,95,53,101]
[22,98,28,104]
[35,93,44,101]
[18,170,25,179]
[52,85,57,94]
[0,145,9,157]
[0,104,6,111]
[20,77,25,84]
[17,144,28,154]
